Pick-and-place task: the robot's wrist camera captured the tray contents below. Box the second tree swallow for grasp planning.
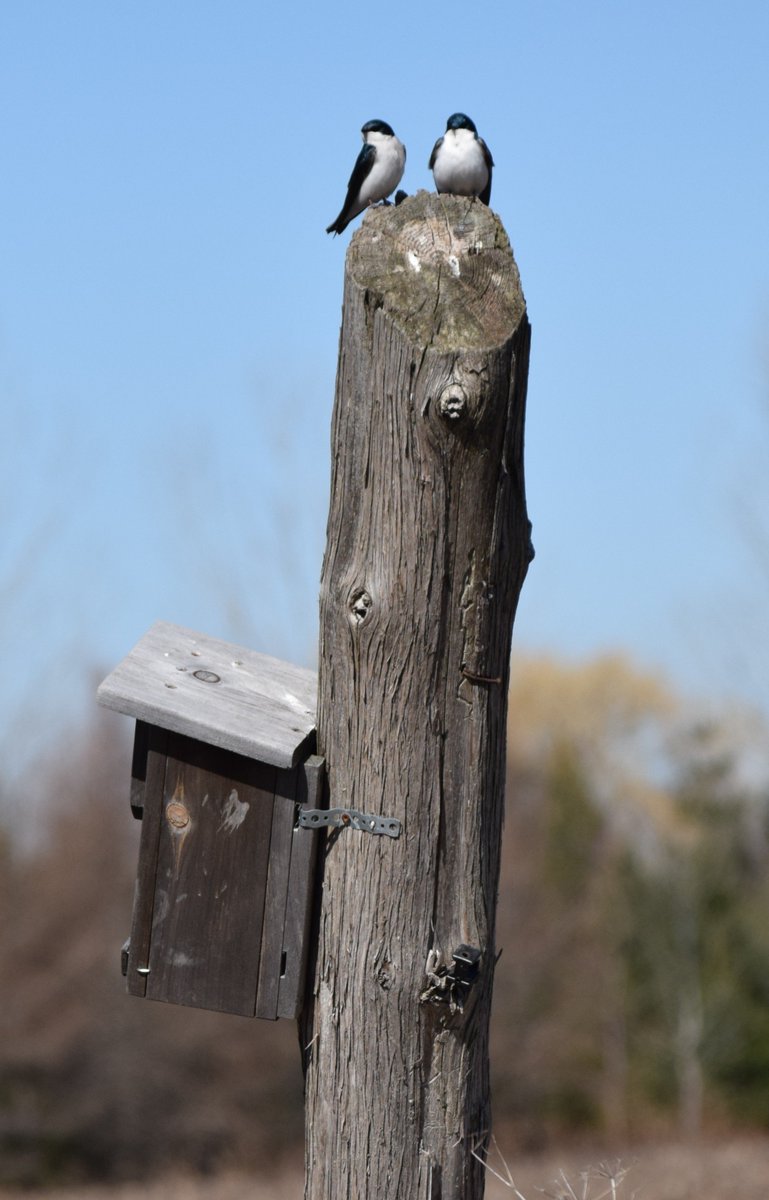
[429,113,493,206]
[326,119,407,235]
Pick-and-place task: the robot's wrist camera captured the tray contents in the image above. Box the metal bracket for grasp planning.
[299,807,402,838]
[420,944,482,1012]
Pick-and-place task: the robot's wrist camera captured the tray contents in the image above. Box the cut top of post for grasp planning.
[97,621,317,769]
[349,190,526,352]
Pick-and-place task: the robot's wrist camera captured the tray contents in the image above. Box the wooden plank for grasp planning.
[277,755,324,1019]
[97,620,317,768]
[129,720,150,817]
[254,768,299,1020]
[126,726,168,997]
[144,734,276,1017]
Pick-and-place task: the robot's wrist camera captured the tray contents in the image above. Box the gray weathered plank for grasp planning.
[97,620,317,768]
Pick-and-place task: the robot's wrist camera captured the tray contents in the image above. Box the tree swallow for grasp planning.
[326,120,406,235]
[429,113,493,206]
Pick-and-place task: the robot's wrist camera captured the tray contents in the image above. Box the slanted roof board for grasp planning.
[97,621,317,769]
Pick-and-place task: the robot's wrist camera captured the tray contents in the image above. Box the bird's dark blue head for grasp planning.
[446,113,477,134]
[362,119,395,137]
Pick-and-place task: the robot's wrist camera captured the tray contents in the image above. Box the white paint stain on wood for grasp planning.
[219,788,250,834]
[170,950,197,966]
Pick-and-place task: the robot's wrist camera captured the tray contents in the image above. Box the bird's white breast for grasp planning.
[433,128,488,196]
[359,132,406,206]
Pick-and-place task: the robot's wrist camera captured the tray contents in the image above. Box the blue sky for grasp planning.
[1,1,768,773]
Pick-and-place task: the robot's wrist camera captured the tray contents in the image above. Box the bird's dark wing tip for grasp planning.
[479,169,492,207]
[428,136,443,170]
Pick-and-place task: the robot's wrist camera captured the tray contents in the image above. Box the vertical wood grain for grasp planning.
[144,735,276,1016]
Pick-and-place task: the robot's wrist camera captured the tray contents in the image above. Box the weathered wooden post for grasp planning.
[303,191,532,1199]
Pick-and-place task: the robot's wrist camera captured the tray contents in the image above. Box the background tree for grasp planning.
[494,654,769,1144]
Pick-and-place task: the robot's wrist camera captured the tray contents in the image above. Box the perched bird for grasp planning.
[326,119,406,235]
[429,113,493,206]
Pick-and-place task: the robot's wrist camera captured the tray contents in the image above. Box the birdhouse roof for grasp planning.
[97,621,317,768]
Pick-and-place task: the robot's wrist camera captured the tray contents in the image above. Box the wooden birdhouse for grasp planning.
[97,621,323,1020]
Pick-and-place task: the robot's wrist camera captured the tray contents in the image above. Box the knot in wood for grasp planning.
[166,801,190,830]
[376,959,394,991]
[192,669,220,684]
[348,587,373,626]
[438,383,468,422]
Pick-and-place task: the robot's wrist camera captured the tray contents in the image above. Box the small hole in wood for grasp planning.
[348,587,373,625]
[280,951,287,977]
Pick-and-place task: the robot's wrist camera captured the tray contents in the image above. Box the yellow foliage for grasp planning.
[506,653,692,860]
[507,652,675,755]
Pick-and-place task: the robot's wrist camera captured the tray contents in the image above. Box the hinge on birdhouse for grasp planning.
[299,807,401,838]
